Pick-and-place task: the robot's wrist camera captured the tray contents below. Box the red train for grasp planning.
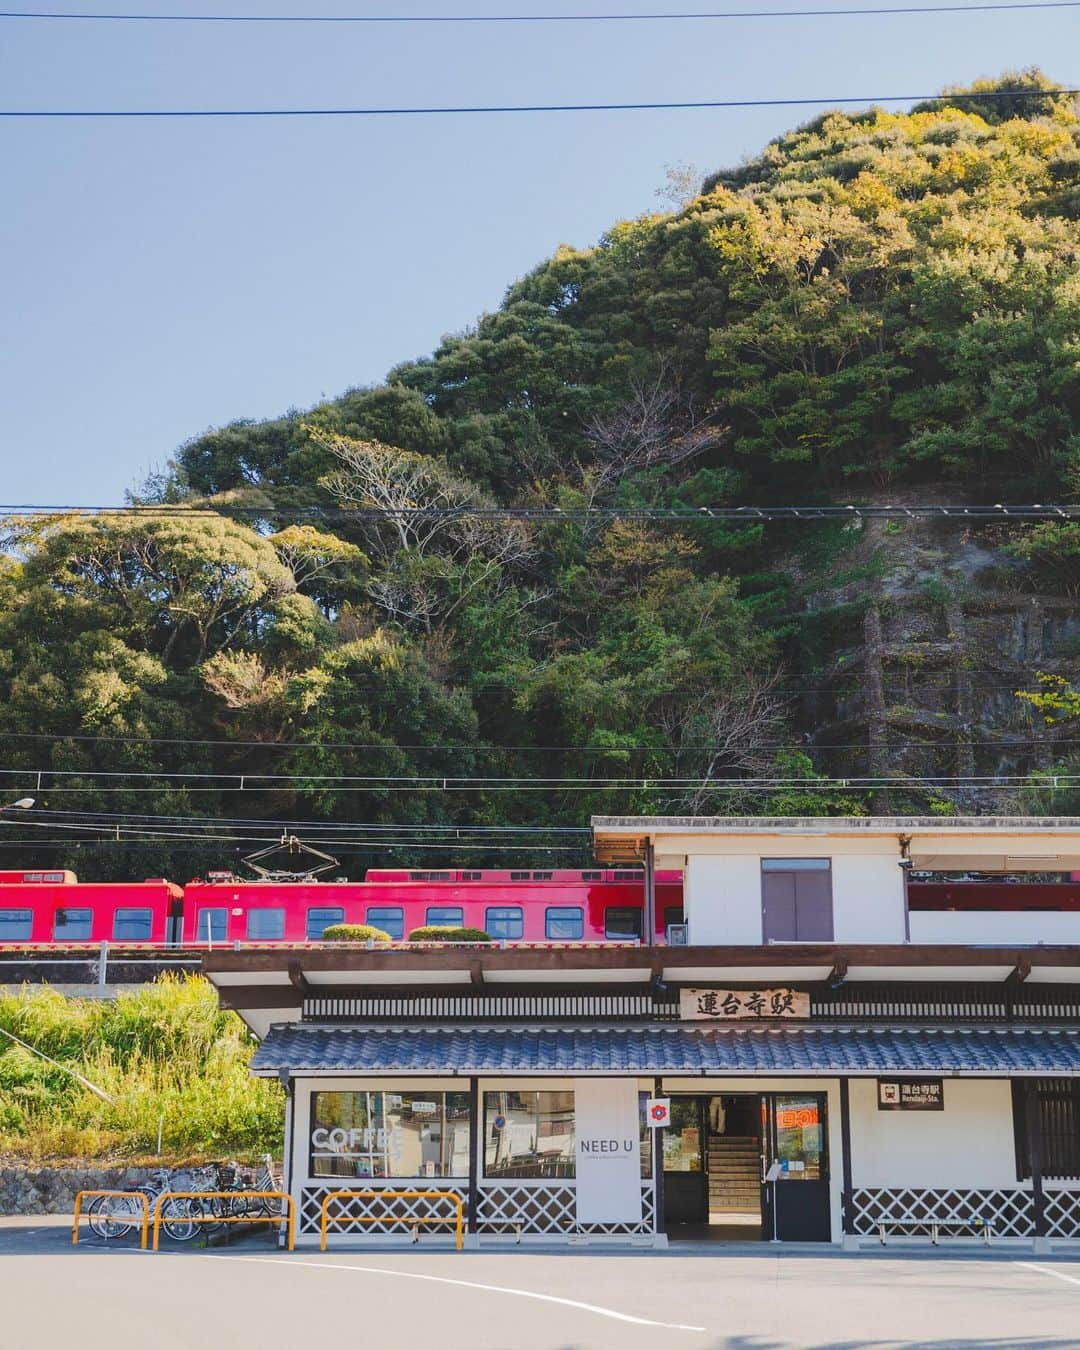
[0,867,684,946]
[1,868,1078,947]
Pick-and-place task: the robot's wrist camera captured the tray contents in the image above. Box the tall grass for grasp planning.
[0,976,284,1163]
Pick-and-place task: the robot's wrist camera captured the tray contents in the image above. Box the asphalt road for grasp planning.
[0,1217,1077,1350]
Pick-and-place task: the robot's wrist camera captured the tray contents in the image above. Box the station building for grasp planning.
[204,817,1080,1249]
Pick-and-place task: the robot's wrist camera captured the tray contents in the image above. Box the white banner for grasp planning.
[574,1079,643,1225]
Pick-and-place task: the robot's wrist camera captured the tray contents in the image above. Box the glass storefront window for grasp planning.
[662,1098,703,1172]
[484,1090,576,1179]
[310,1091,471,1178]
[773,1094,824,1181]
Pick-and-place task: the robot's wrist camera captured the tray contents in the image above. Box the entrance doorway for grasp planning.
[662,1094,762,1240]
[663,1092,831,1243]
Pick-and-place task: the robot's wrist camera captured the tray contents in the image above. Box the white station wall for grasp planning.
[850,1079,1019,1188]
[831,855,906,943]
[686,855,763,944]
[686,849,907,945]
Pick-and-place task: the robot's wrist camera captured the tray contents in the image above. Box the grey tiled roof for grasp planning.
[250,1024,1080,1076]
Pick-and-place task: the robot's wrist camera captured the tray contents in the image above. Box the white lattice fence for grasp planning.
[850,1188,1034,1238]
[300,1184,468,1237]
[1044,1190,1080,1237]
[476,1183,656,1235]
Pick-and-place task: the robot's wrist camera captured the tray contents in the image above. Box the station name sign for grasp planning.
[877,1078,944,1111]
[680,987,810,1020]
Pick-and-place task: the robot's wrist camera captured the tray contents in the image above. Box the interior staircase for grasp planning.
[707,1135,761,1218]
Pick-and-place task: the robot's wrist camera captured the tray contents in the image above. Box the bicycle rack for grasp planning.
[72,1190,149,1249]
[151,1191,295,1251]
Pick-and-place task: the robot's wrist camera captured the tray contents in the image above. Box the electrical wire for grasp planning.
[0,88,1078,118]
[2,502,1079,520]
[3,2,1078,21]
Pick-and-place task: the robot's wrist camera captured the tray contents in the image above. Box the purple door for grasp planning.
[761,861,833,942]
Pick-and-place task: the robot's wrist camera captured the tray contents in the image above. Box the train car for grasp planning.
[180,878,369,944]
[0,876,183,945]
[181,868,686,944]
[908,880,1080,912]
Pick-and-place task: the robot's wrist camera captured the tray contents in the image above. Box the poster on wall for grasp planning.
[877,1078,944,1111]
[574,1079,643,1225]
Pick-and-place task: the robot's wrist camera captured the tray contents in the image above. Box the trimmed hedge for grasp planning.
[406,926,493,943]
[320,923,393,944]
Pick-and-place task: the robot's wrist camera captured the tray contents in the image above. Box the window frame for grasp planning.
[305,906,345,941]
[425,905,464,928]
[366,906,404,940]
[309,1089,471,1179]
[484,906,524,940]
[196,907,228,942]
[0,908,33,941]
[245,907,286,941]
[111,907,154,941]
[604,906,643,941]
[53,907,93,940]
[545,905,584,940]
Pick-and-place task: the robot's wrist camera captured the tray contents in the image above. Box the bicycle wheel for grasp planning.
[160,1196,203,1243]
[86,1193,141,1241]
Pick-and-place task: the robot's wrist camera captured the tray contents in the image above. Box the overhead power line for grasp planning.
[0,88,1076,119]
[3,502,1079,521]
[3,2,1077,21]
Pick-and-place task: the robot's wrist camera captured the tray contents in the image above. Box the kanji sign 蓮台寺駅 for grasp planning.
[679,988,810,1020]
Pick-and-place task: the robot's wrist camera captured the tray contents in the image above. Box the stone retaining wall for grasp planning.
[0,1166,157,1215]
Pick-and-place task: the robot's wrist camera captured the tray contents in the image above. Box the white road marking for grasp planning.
[1017,1262,1080,1289]
[191,1252,706,1331]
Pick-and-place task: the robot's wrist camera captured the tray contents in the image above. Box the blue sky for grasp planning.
[1,2,1077,504]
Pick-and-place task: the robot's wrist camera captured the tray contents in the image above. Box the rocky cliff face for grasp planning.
[789,515,1080,811]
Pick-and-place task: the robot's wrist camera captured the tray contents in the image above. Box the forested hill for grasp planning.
[4,71,1080,879]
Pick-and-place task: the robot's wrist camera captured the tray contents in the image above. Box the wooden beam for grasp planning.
[287,959,311,997]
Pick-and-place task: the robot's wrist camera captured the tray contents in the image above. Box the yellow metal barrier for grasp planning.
[151,1191,295,1251]
[319,1189,464,1252]
[72,1190,149,1249]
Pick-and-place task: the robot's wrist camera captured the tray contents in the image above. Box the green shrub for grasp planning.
[406,926,493,943]
[320,923,392,944]
[0,975,284,1163]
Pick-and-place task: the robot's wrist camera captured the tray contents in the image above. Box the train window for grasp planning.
[664,906,685,930]
[426,906,464,928]
[306,907,345,940]
[413,872,452,882]
[53,908,92,940]
[485,906,524,940]
[112,908,152,941]
[0,909,32,940]
[366,906,404,940]
[462,872,482,881]
[246,908,285,940]
[605,907,642,940]
[531,872,553,881]
[197,908,227,942]
[613,871,642,881]
[581,871,601,881]
[510,872,530,881]
[545,906,584,940]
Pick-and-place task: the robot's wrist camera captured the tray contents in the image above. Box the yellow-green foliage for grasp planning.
[0,976,283,1163]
